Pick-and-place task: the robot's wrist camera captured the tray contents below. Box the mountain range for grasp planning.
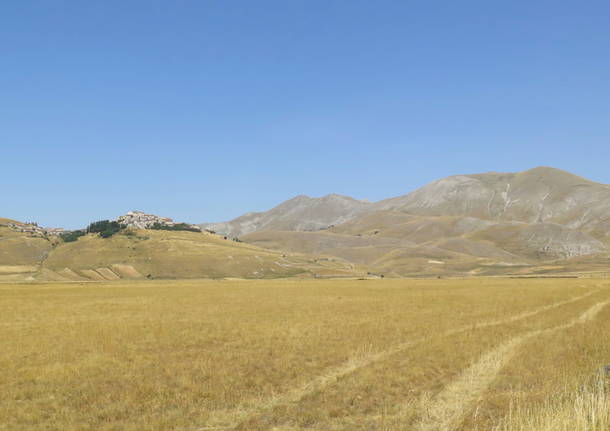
[201,167,610,277]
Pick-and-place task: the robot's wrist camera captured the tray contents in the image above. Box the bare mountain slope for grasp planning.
[224,167,610,275]
[375,167,610,232]
[206,167,610,240]
[200,194,372,238]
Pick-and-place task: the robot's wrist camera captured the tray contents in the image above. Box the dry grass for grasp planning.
[460,285,610,431]
[0,278,608,430]
[490,379,610,431]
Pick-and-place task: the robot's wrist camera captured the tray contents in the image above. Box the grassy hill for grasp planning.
[0,219,360,282]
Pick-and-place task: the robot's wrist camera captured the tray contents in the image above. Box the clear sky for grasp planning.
[2,1,610,229]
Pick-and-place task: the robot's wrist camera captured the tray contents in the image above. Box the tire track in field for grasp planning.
[414,299,610,431]
[196,290,597,431]
[445,289,597,334]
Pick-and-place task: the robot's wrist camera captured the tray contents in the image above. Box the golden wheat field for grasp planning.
[1,278,609,431]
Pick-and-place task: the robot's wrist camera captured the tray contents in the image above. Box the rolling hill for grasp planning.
[0,219,360,282]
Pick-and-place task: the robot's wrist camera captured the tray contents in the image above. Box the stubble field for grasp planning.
[1,278,609,430]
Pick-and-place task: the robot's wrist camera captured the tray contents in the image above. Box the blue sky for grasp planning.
[2,1,610,229]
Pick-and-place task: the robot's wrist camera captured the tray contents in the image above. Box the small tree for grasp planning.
[87,220,123,238]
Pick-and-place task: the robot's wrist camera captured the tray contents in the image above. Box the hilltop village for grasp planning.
[7,211,201,238]
[116,211,202,231]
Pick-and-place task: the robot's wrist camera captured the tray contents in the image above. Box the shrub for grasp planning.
[60,230,86,243]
